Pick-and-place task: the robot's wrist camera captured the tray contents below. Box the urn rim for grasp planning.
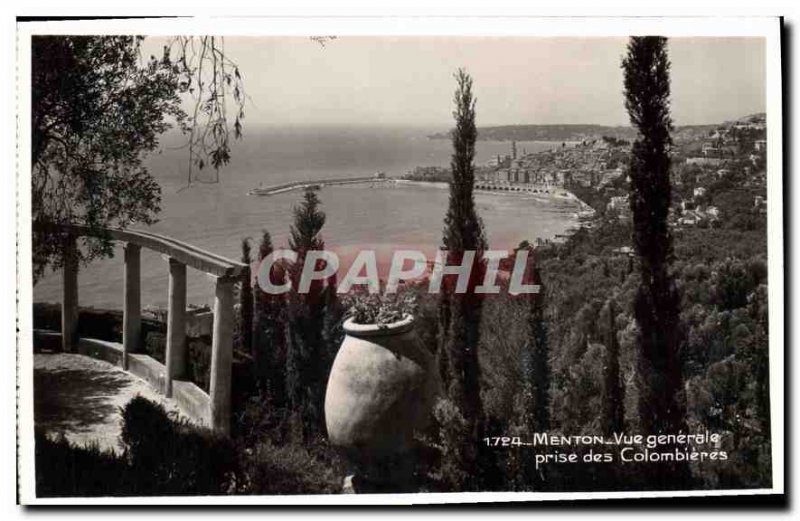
[343,314,415,337]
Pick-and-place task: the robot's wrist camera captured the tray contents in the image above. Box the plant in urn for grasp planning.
[324,293,439,492]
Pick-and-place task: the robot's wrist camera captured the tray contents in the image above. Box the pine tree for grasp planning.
[289,189,326,257]
[437,68,488,490]
[253,229,287,406]
[285,188,328,435]
[602,300,624,435]
[622,36,688,487]
[239,238,254,356]
[527,264,550,434]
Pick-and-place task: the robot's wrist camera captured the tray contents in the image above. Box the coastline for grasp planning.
[395,178,592,209]
[394,178,595,240]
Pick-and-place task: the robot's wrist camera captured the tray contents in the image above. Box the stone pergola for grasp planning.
[51,224,247,435]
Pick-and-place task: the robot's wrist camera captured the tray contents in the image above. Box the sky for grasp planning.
[148,36,766,128]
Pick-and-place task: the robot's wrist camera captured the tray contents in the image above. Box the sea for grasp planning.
[32,126,581,309]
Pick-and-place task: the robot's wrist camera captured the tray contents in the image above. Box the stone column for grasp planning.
[165,258,187,397]
[122,243,141,370]
[209,275,235,435]
[61,234,79,353]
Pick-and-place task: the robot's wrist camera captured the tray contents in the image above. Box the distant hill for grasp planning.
[428,124,638,142]
[428,122,738,142]
[723,112,766,125]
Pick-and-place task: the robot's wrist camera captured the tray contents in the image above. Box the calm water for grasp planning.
[33,127,580,308]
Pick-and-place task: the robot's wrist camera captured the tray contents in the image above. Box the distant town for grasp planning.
[406,113,767,231]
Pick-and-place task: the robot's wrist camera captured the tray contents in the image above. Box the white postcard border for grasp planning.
[15,15,784,505]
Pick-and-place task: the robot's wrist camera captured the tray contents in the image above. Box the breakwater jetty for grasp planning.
[249,173,391,196]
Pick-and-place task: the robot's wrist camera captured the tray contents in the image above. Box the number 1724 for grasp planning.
[483,436,525,447]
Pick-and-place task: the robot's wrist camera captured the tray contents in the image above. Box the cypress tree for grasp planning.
[622,36,688,487]
[254,229,287,406]
[321,272,345,367]
[527,264,550,434]
[289,189,326,257]
[258,228,275,264]
[285,188,328,434]
[602,300,624,435]
[521,259,550,490]
[239,238,254,356]
[438,68,488,489]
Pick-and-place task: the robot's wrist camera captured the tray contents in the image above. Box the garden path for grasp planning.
[33,353,192,453]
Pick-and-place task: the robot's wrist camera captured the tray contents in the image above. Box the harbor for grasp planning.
[249,172,391,196]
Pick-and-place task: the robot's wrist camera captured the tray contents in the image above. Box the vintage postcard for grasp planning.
[15,16,784,504]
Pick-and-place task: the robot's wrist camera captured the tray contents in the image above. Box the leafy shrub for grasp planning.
[35,430,131,497]
[342,292,417,325]
[712,259,756,311]
[120,396,236,495]
[428,397,472,491]
[235,440,344,495]
[187,336,212,391]
[143,331,166,363]
[230,353,259,421]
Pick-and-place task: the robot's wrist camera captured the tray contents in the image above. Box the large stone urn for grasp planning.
[324,314,438,492]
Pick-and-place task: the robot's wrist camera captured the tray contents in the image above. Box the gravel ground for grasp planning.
[34,353,191,454]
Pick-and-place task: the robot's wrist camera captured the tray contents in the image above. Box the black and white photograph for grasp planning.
[14,16,784,504]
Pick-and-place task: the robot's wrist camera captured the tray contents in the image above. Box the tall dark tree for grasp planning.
[438,68,488,490]
[622,36,688,486]
[321,273,345,367]
[239,238,254,356]
[526,264,550,434]
[253,230,287,406]
[602,299,624,435]
[285,188,328,435]
[520,258,550,490]
[31,36,245,282]
[288,189,326,258]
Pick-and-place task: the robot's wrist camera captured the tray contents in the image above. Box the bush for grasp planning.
[187,336,212,392]
[235,440,344,495]
[120,396,236,495]
[712,259,756,311]
[143,331,166,363]
[35,430,132,497]
[428,397,473,491]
